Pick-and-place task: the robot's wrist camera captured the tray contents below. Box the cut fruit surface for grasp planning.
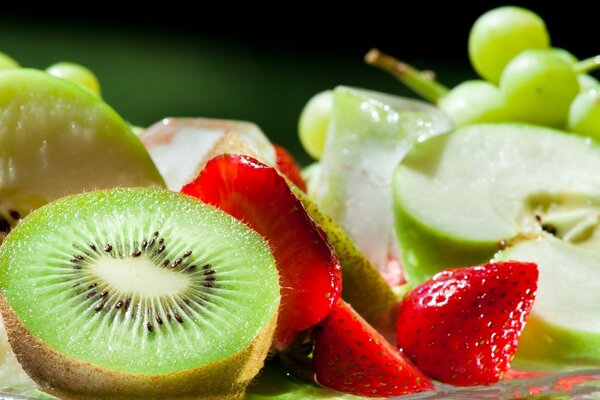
[0,69,164,230]
[186,132,396,331]
[499,240,600,368]
[182,154,341,350]
[312,86,451,280]
[0,188,280,398]
[393,123,600,367]
[139,118,275,190]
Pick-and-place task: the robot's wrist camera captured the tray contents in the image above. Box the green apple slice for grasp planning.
[498,239,600,369]
[0,69,164,235]
[393,123,600,367]
[312,86,452,279]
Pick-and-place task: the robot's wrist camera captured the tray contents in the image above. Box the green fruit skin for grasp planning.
[298,90,332,160]
[579,74,600,91]
[438,80,511,126]
[500,50,579,127]
[393,123,600,369]
[393,193,500,285]
[513,314,600,371]
[46,62,101,97]
[0,53,19,70]
[468,6,550,84]
[568,89,600,140]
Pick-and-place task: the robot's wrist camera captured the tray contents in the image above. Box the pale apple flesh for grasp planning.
[393,123,600,368]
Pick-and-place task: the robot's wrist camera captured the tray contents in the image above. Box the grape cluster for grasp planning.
[298,6,600,160]
[372,6,600,136]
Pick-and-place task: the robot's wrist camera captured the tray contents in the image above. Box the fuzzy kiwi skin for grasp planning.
[0,295,277,400]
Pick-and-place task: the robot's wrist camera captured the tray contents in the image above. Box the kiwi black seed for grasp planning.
[0,188,280,399]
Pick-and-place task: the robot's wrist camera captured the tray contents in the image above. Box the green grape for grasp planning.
[469,6,550,84]
[298,90,332,160]
[579,74,600,91]
[438,80,511,125]
[567,89,600,140]
[551,48,578,65]
[46,62,101,96]
[129,124,145,136]
[0,52,19,70]
[500,49,579,127]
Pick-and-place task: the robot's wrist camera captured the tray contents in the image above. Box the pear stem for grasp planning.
[365,48,449,103]
[574,56,600,74]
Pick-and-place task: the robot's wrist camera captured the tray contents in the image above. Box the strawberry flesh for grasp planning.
[396,261,538,386]
[181,154,341,350]
[313,300,433,398]
[274,144,307,192]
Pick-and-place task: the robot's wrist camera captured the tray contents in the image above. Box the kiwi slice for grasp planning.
[0,69,164,239]
[0,188,280,399]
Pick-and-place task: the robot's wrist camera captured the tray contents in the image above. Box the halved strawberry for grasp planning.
[396,261,538,386]
[274,144,307,192]
[181,154,341,350]
[313,300,433,398]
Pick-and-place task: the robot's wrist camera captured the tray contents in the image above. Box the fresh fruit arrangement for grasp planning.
[0,4,598,400]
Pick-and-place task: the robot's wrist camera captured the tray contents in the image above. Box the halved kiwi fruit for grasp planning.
[0,188,280,399]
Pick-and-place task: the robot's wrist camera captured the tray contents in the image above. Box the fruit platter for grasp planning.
[0,6,600,399]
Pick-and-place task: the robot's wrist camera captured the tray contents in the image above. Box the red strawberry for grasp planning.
[396,261,538,386]
[181,154,341,350]
[274,144,307,192]
[313,300,433,398]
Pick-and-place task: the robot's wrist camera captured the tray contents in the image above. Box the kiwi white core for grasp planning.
[94,257,189,297]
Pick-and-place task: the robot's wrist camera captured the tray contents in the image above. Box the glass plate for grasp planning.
[4,370,597,399]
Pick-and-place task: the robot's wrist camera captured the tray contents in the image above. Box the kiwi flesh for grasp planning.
[0,188,280,399]
[0,69,164,239]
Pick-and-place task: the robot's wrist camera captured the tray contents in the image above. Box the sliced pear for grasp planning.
[393,123,600,367]
[0,69,164,236]
[139,118,275,190]
[312,86,452,279]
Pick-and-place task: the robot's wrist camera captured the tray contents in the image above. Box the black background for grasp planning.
[0,3,596,163]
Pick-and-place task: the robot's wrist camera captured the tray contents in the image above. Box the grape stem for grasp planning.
[365,48,449,103]
[574,56,600,75]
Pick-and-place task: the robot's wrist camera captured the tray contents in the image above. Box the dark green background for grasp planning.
[0,4,596,165]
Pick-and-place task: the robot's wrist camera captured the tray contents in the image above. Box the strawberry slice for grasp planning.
[396,261,538,386]
[313,300,433,398]
[181,154,341,350]
[274,144,307,192]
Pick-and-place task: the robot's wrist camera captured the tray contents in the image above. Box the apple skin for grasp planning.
[497,240,600,370]
[392,123,600,370]
[512,315,600,371]
[394,201,500,285]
